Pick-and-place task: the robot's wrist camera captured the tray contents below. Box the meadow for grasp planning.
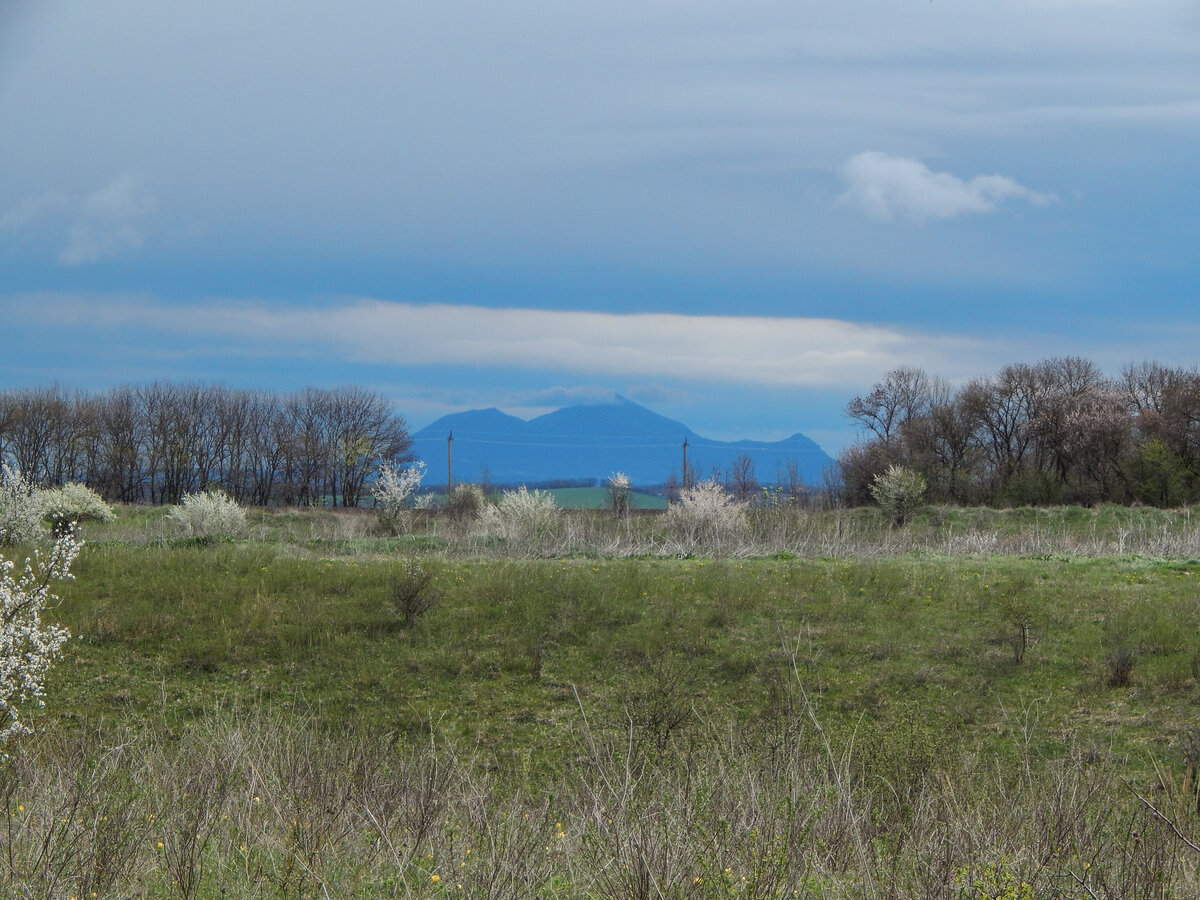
[7,503,1200,898]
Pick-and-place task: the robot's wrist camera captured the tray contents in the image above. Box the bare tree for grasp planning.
[726,454,759,504]
[845,366,934,447]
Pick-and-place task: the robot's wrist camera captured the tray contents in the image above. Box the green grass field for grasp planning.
[8,503,1200,897]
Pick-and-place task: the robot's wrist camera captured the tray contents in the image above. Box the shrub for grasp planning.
[1106,646,1137,687]
[166,489,247,538]
[608,472,633,518]
[373,461,426,535]
[0,465,46,546]
[663,479,746,552]
[0,528,78,742]
[36,482,116,533]
[447,483,486,523]
[388,560,437,628]
[477,486,561,545]
[869,464,927,526]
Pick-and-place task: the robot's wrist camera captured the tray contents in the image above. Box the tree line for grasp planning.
[0,383,412,507]
[841,358,1200,507]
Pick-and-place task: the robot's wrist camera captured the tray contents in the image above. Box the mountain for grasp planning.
[409,395,835,489]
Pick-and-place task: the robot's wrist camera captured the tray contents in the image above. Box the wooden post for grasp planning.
[447,431,453,498]
[682,438,689,488]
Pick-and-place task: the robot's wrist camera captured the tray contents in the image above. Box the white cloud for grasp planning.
[835,152,1056,223]
[10,293,994,390]
[0,191,68,232]
[58,171,159,265]
[1,172,159,264]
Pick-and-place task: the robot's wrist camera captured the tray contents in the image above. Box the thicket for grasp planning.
[842,358,1200,509]
[0,382,412,507]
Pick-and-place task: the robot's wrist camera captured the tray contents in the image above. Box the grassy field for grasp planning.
[8,503,1200,897]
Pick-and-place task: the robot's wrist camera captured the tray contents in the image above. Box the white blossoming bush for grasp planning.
[869,464,927,526]
[476,486,561,546]
[373,461,427,534]
[608,471,633,518]
[166,489,247,538]
[0,465,46,546]
[36,482,116,533]
[447,483,487,523]
[0,528,78,742]
[664,479,747,554]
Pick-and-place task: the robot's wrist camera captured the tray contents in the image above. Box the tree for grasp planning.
[726,454,758,503]
[845,366,933,447]
[869,465,927,526]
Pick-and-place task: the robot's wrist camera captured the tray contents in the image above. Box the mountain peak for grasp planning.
[411,397,833,487]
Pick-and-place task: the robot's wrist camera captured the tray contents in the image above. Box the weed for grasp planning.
[388,561,436,629]
[1106,646,1137,686]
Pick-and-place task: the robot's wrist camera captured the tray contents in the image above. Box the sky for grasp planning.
[1,1,1198,454]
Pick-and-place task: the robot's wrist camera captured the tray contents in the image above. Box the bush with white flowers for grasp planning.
[373,461,427,534]
[166,489,247,538]
[476,486,561,546]
[37,482,116,533]
[663,479,747,553]
[869,464,927,526]
[0,465,46,546]
[0,528,78,742]
[608,471,633,518]
[447,482,487,523]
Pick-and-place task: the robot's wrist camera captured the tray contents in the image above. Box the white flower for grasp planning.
[0,528,78,742]
[373,461,427,533]
[0,465,46,546]
[166,489,247,537]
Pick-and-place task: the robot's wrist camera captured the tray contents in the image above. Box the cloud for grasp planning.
[8,293,994,390]
[1,171,159,264]
[58,171,159,265]
[835,152,1056,223]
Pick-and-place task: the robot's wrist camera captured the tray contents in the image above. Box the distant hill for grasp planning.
[410,395,835,489]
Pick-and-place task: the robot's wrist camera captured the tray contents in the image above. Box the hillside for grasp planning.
[410,394,835,488]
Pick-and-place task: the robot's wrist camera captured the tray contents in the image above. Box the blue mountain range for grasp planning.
[410,395,835,489]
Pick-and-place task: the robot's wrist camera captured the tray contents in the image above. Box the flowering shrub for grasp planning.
[663,479,747,552]
[36,482,116,533]
[476,486,560,545]
[166,489,247,537]
[373,461,427,534]
[0,528,78,742]
[448,483,487,523]
[0,465,46,546]
[869,464,926,526]
[608,472,633,518]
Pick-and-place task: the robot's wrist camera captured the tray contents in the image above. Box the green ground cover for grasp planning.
[45,544,1200,774]
[7,504,1200,897]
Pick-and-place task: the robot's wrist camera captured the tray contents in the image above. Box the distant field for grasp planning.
[543,485,667,509]
[10,502,1200,897]
[419,485,668,510]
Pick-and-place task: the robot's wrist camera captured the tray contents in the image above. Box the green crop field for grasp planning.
[8,502,1200,897]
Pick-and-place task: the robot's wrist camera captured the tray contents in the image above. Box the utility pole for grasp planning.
[447,431,453,498]
[682,438,689,489]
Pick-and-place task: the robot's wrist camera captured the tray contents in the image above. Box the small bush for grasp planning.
[608,471,633,518]
[388,560,437,628]
[166,490,247,538]
[663,479,746,552]
[477,486,561,546]
[1106,646,1137,686]
[0,465,46,545]
[373,461,426,535]
[447,483,486,523]
[36,482,116,533]
[870,464,927,526]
